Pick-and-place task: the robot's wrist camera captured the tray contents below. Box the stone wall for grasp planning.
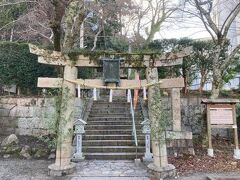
[163,96,231,138]
[161,96,204,136]
[0,96,230,138]
[0,97,87,136]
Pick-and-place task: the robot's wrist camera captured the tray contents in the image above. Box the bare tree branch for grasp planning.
[221,2,240,37]
[194,0,220,35]
[0,0,36,7]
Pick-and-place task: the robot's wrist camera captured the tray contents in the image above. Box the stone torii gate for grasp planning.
[29,44,191,178]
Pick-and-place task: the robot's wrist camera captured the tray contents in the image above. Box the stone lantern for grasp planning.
[72,119,87,161]
[141,119,153,161]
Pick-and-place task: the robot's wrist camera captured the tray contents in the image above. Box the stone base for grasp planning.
[208,148,214,157]
[147,163,176,180]
[234,149,240,159]
[72,153,85,162]
[143,153,153,163]
[143,156,153,163]
[166,131,195,156]
[48,163,76,177]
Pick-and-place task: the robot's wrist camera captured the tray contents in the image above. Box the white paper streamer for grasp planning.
[109,89,113,102]
[143,87,147,100]
[127,89,131,103]
[77,85,81,98]
[93,88,97,101]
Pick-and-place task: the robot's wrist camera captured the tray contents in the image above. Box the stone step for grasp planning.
[86,121,133,125]
[90,109,129,114]
[85,130,143,135]
[87,119,142,123]
[88,118,140,121]
[84,152,144,160]
[89,113,132,117]
[85,125,142,130]
[94,100,130,103]
[89,114,143,118]
[84,135,145,141]
[91,107,141,111]
[82,146,145,153]
[87,117,143,121]
[92,104,130,108]
[87,120,142,124]
[83,140,145,146]
[81,95,145,160]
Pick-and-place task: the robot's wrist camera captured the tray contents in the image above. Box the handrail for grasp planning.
[128,90,138,147]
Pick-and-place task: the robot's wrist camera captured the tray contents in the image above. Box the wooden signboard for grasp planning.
[202,99,240,159]
[209,105,234,125]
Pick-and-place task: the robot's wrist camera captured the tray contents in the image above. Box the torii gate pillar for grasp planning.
[171,88,182,131]
[146,67,176,179]
[48,64,78,176]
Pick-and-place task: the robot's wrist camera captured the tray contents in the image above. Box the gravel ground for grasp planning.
[0,158,54,180]
[177,172,240,180]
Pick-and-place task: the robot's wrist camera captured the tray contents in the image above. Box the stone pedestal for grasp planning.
[141,120,153,162]
[148,163,176,180]
[48,163,76,177]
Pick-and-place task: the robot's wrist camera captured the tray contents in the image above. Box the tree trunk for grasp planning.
[51,0,66,51]
[63,1,84,49]
[211,50,222,99]
[52,24,62,51]
[211,67,223,99]
[199,73,207,94]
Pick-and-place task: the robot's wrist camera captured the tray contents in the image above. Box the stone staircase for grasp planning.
[82,96,145,160]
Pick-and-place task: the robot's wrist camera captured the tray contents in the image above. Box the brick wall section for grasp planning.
[0,97,86,136]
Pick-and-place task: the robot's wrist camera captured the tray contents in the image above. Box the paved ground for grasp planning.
[1,158,240,180]
[0,159,149,180]
[71,160,149,179]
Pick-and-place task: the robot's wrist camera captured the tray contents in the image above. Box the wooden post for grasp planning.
[233,105,240,159]
[207,104,213,157]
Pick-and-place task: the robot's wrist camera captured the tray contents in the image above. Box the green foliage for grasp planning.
[78,67,95,79]
[42,87,74,147]
[148,38,214,90]
[38,135,56,150]
[149,86,171,141]
[0,41,56,94]
[108,37,129,52]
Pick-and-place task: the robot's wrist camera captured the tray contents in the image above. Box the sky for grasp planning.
[131,0,212,40]
[157,22,211,40]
